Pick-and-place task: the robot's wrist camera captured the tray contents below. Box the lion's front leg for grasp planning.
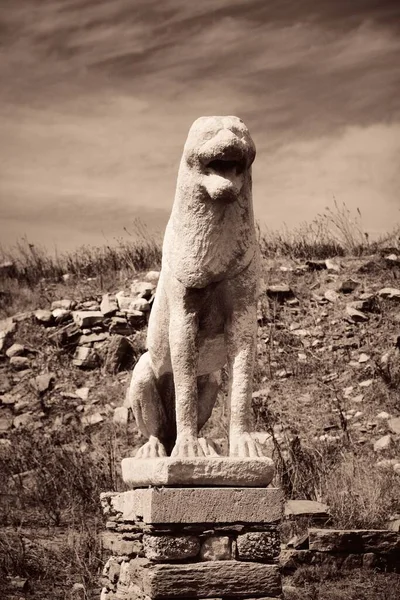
[167,282,210,458]
[223,264,265,458]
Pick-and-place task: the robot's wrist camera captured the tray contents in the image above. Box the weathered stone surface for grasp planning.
[236,531,280,561]
[122,487,283,524]
[102,532,142,557]
[52,308,72,324]
[143,534,199,561]
[72,310,104,328]
[132,560,282,598]
[200,536,231,561]
[308,528,400,554]
[121,457,275,487]
[285,500,329,518]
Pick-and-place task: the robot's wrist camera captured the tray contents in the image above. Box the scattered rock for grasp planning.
[30,373,55,394]
[73,346,99,369]
[358,353,370,363]
[13,413,33,429]
[373,434,392,452]
[105,336,134,374]
[113,406,129,426]
[359,379,373,388]
[127,311,146,328]
[49,322,81,348]
[376,411,391,420]
[266,285,294,301]
[345,305,368,323]
[81,412,104,427]
[34,309,53,325]
[72,311,104,329]
[306,260,327,271]
[0,318,17,352]
[52,308,72,324]
[0,417,13,432]
[144,271,160,283]
[128,298,150,313]
[285,500,329,518]
[75,387,90,401]
[338,279,360,294]
[51,299,74,311]
[6,343,25,358]
[130,281,155,299]
[109,317,133,335]
[10,356,30,370]
[100,294,118,317]
[79,332,109,345]
[325,259,341,273]
[388,417,400,435]
[324,290,339,303]
[378,287,400,300]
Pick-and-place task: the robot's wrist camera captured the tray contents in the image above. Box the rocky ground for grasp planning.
[1,250,400,598]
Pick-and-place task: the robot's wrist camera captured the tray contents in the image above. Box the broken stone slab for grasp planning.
[324,290,339,303]
[121,456,275,488]
[73,346,99,369]
[143,534,200,562]
[105,335,134,374]
[49,322,81,347]
[78,332,109,345]
[121,487,283,524]
[132,560,282,598]
[0,318,16,352]
[285,500,330,518]
[325,258,341,273]
[100,294,118,317]
[72,311,104,329]
[308,528,400,554]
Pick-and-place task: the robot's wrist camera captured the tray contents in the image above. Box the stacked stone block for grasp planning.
[100,487,284,600]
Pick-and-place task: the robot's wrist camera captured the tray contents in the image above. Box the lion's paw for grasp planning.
[229,432,265,458]
[134,436,167,459]
[171,435,220,458]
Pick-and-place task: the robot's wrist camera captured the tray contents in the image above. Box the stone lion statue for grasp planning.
[127,115,263,459]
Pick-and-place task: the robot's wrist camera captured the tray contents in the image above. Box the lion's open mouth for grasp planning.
[205,157,246,177]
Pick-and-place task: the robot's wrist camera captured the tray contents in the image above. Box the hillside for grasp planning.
[0,223,400,598]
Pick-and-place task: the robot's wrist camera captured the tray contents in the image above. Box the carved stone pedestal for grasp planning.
[100,487,284,600]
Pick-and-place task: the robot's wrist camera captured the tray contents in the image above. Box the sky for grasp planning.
[0,0,399,250]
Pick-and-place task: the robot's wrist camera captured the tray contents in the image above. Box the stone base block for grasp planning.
[132,560,282,598]
[121,457,274,488]
[100,485,284,599]
[107,487,283,524]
